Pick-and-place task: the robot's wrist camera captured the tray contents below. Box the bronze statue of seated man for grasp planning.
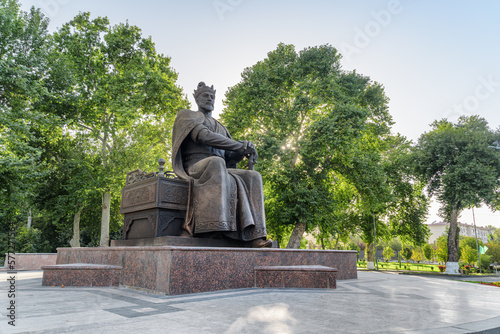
[171,82,272,248]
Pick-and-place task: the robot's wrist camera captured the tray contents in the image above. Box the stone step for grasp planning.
[42,263,122,287]
[254,265,337,289]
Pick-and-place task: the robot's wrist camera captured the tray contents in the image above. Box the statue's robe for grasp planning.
[171,109,267,241]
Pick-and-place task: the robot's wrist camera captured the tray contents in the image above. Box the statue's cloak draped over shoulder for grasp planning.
[171,109,205,180]
[171,109,267,240]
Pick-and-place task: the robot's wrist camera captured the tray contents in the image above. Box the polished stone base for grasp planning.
[55,246,356,295]
[254,265,337,289]
[2,253,57,270]
[42,263,121,287]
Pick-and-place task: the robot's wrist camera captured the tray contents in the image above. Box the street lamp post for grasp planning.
[484,142,500,273]
[472,208,482,274]
[373,215,378,270]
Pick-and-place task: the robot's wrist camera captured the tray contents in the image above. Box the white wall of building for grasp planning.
[427,221,494,244]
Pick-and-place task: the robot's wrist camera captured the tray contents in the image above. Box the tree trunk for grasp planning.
[286,221,306,249]
[99,190,111,247]
[69,206,82,248]
[27,208,32,229]
[445,206,460,274]
[447,207,460,261]
[366,242,375,269]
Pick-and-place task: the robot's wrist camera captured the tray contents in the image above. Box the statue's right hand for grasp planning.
[237,140,249,155]
[237,140,258,159]
[243,141,257,155]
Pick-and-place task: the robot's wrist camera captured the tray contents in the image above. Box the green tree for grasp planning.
[401,247,412,263]
[411,247,424,265]
[0,1,55,259]
[435,235,448,264]
[488,228,500,243]
[222,43,386,248]
[459,236,483,266]
[413,116,500,273]
[389,238,402,256]
[423,243,433,263]
[384,137,430,245]
[42,12,188,246]
[383,246,394,262]
[461,245,477,266]
[30,126,99,248]
[222,43,430,252]
[0,0,51,228]
[460,236,484,250]
[14,225,51,253]
[343,135,429,264]
[486,242,500,263]
[479,254,492,271]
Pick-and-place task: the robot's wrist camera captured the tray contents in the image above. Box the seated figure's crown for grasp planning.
[193,82,216,99]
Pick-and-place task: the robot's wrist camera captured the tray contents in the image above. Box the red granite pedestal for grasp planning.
[254,265,337,289]
[54,246,356,295]
[2,253,57,271]
[42,263,121,287]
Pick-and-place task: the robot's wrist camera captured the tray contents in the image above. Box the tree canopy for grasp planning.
[36,12,189,246]
[222,43,429,249]
[413,116,500,272]
[0,0,51,234]
[0,3,188,253]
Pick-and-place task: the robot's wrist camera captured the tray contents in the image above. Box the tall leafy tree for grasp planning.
[486,241,500,263]
[41,12,189,246]
[383,246,394,262]
[434,235,448,264]
[29,125,99,248]
[222,43,393,248]
[423,243,433,263]
[461,245,477,267]
[320,78,429,258]
[331,131,429,264]
[413,116,500,273]
[0,0,52,243]
[384,136,430,245]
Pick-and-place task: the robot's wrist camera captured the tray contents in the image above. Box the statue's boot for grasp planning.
[249,238,273,248]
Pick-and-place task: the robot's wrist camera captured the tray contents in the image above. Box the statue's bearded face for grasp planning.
[196,91,215,112]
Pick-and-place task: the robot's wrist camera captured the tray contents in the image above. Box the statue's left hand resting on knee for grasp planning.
[171,82,272,248]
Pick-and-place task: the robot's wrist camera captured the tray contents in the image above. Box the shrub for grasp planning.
[423,244,433,263]
[460,245,477,267]
[438,265,446,272]
[402,247,412,262]
[430,266,434,271]
[383,246,395,262]
[15,226,51,253]
[480,254,492,271]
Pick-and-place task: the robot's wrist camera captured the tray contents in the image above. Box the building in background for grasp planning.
[427,221,495,244]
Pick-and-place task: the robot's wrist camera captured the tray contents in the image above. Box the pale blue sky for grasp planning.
[20,0,500,228]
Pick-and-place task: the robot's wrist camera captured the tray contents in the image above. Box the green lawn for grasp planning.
[357,261,440,272]
[357,261,498,275]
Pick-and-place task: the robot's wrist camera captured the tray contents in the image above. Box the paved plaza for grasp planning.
[1,270,500,333]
